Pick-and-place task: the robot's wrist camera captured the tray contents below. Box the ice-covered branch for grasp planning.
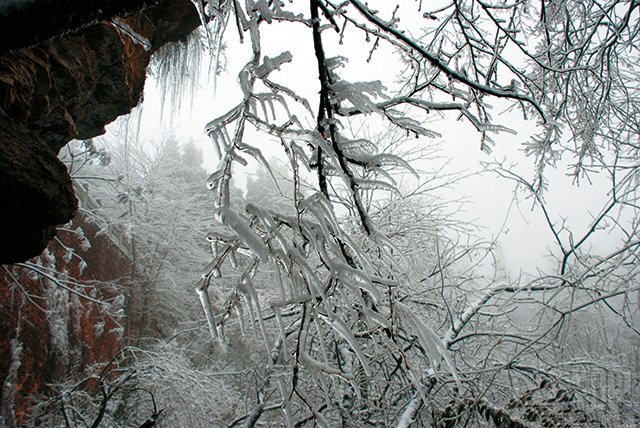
[396,392,423,428]
[347,0,548,121]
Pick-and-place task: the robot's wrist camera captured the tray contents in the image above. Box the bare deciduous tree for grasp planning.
[13,1,640,426]
[188,0,640,426]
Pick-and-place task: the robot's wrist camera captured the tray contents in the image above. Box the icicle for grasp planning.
[354,178,401,195]
[152,29,208,120]
[337,137,377,154]
[200,258,222,279]
[206,168,227,190]
[273,306,288,358]
[206,106,239,139]
[385,109,441,139]
[318,314,371,377]
[300,192,342,238]
[232,151,248,166]
[311,308,331,364]
[216,324,225,342]
[351,151,420,178]
[245,203,277,234]
[320,244,380,303]
[233,0,251,32]
[190,0,215,52]
[363,306,390,328]
[216,206,269,261]
[396,392,423,428]
[229,250,238,268]
[288,248,326,301]
[110,18,151,51]
[237,145,283,195]
[266,96,276,120]
[330,79,388,113]
[395,302,459,384]
[300,353,345,376]
[243,292,258,338]
[338,265,380,303]
[196,284,220,342]
[274,263,287,300]
[241,274,270,345]
[236,303,246,336]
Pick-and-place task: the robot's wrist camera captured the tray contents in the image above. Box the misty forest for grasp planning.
[1,0,640,427]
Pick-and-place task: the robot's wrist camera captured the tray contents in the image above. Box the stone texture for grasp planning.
[0,121,75,262]
[0,212,133,426]
[0,0,165,54]
[0,0,200,263]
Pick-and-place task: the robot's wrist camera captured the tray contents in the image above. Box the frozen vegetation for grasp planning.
[4,0,640,427]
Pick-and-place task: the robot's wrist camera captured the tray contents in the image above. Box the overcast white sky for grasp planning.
[106,8,618,279]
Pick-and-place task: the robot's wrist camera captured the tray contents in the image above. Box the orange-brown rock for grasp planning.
[0,0,200,263]
[0,212,133,426]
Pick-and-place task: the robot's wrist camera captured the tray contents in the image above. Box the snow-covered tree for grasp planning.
[25,131,245,426]
[184,1,640,426]
[17,0,640,425]
[72,130,219,338]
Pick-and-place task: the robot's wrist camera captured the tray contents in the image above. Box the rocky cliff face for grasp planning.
[0,211,134,426]
[0,0,200,263]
